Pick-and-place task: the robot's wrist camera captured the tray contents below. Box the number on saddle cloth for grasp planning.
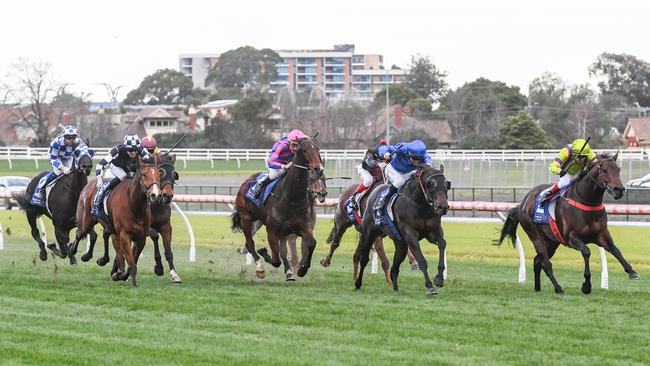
[245,174,282,208]
[534,185,570,224]
[377,186,403,241]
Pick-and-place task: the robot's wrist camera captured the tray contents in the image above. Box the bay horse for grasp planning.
[70,156,161,287]
[12,153,95,261]
[355,165,450,295]
[496,153,639,294]
[231,137,327,280]
[321,180,419,285]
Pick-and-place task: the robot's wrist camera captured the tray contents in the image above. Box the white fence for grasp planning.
[3,146,650,163]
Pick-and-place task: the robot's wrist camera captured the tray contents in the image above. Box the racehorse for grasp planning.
[495,153,639,294]
[231,137,327,280]
[321,180,400,285]
[70,156,161,287]
[12,153,95,261]
[77,153,182,283]
[354,165,450,295]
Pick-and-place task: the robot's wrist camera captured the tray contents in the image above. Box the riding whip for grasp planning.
[163,135,188,156]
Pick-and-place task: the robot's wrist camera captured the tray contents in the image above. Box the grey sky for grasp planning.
[2,0,649,102]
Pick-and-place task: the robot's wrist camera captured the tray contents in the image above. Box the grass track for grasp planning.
[1,211,649,365]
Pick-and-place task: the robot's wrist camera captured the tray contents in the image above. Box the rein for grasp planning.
[416,169,446,212]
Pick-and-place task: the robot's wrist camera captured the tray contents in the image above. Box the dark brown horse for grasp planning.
[12,153,94,261]
[321,180,418,285]
[496,153,639,294]
[231,137,327,280]
[355,165,450,295]
[70,157,161,287]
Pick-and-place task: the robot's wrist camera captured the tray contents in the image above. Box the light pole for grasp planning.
[385,84,390,144]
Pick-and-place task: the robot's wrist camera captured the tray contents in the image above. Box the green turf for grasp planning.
[1,211,649,365]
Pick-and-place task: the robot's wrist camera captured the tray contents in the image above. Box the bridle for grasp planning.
[415,169,448,212]
[292,139,327,201]
[582,157,616,195]
[157,162,176,191]
[137,163,160,197]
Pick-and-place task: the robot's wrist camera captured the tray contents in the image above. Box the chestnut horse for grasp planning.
[70,157,161,287]
[231,137,327,280]
[496,153,639,294]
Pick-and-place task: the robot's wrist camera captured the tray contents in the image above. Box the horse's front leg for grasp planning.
[404,229,437,296]
[159,223,181,283]
[598,230,640,280]
[426,226,447,288]
[296,228,317,277]
[50,225,69,260]
[567,234,592,294]
[278,236,295,281]
[261,228,282,269]
[150,227,164,276]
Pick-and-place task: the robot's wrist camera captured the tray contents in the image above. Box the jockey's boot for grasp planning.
[539,182,560,204]
[374,185,398,227]
[349,183,368,212]
[252,176,272,198]
[31,172,57,206]
[92,177,120,217]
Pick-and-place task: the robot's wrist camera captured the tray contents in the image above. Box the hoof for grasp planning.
[39,250,48,261]
[629,272,640,280]
[69,255,77,266]
[297,265,310,277]
[286,272,296,282]
[426,287,439,296]
[255,270,266,279]
[581,282,592,295]
[47,243,64,258]
[154,264,164,276]
[320,257,330,267]
[555,288,565,295]
[111,272,122,281]
[433,276,444,288]
[411,263,420,271]
[170,269,182,283]
[97,256,110,267]
[354,281,362,290]
[80,253,92,262]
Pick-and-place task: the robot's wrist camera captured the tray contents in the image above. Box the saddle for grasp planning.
[245,174,283,208]
[374,186,404,241]
[30,174,65,209]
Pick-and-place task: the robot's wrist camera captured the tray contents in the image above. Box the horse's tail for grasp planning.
[11,191,31,211]
[494,207,519,248]
[231,211,242,233]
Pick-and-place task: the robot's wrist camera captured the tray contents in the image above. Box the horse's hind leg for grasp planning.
[354,229,377,290]
[80,227,98,262]
[537,240,564,295]
[240,213,263,278]
[427,226,447,288]
[373,237,391,286]
[27,213,47,261]
[321,215,350,267]
[598,230,640,280]
[533,254,543,292]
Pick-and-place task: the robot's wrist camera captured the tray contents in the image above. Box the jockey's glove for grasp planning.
[96,178,103,189]
[549,165,561,175]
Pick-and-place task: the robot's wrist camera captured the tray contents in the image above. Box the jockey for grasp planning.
[91,134,151,216]
[539,138,596,203]
[251,129,306,198]
[348,139,391,212]
[32,125,89,205]
[141,135,160,155]
[374,139,433,226]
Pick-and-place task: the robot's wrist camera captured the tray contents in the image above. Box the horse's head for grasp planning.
[75,152,94,176]
[158,153,179,204]
[295,137,327,203]
[137,156,161,203]
[415,164,451,216]
[586,152,625,200]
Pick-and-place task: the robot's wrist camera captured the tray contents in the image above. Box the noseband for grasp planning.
[138,163,160,195]
[583,158,616,195]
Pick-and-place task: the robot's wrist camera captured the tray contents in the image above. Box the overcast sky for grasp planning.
[2,0,649,102]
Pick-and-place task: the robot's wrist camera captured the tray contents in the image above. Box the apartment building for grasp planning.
[178,53,220,89]
[179,45,404,99]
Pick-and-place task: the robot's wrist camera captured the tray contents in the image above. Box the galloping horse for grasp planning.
[231,137,327,280]
[78,154,182,283]
[355,165,450,295]
[70,156,160,287]
[12,153,94,261]
[496,153,639,294]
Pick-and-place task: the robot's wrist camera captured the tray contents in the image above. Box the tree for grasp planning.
[373,84,419,108]
[202,96,275,148]
[392,128,438,149]
[405,55,448,103]
[405,97,433,120]
[499,110,551,149]
[2,59,78,146]
[123,68,194,105]
[589,53,650,107]
[205,46,281,99]
[438,77,527,148]
[529,72,571,145]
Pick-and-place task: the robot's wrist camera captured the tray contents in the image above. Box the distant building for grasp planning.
[622,117,650,147]
[123,107,188,137]
[179,45,405,99]
[178,53,220,89]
